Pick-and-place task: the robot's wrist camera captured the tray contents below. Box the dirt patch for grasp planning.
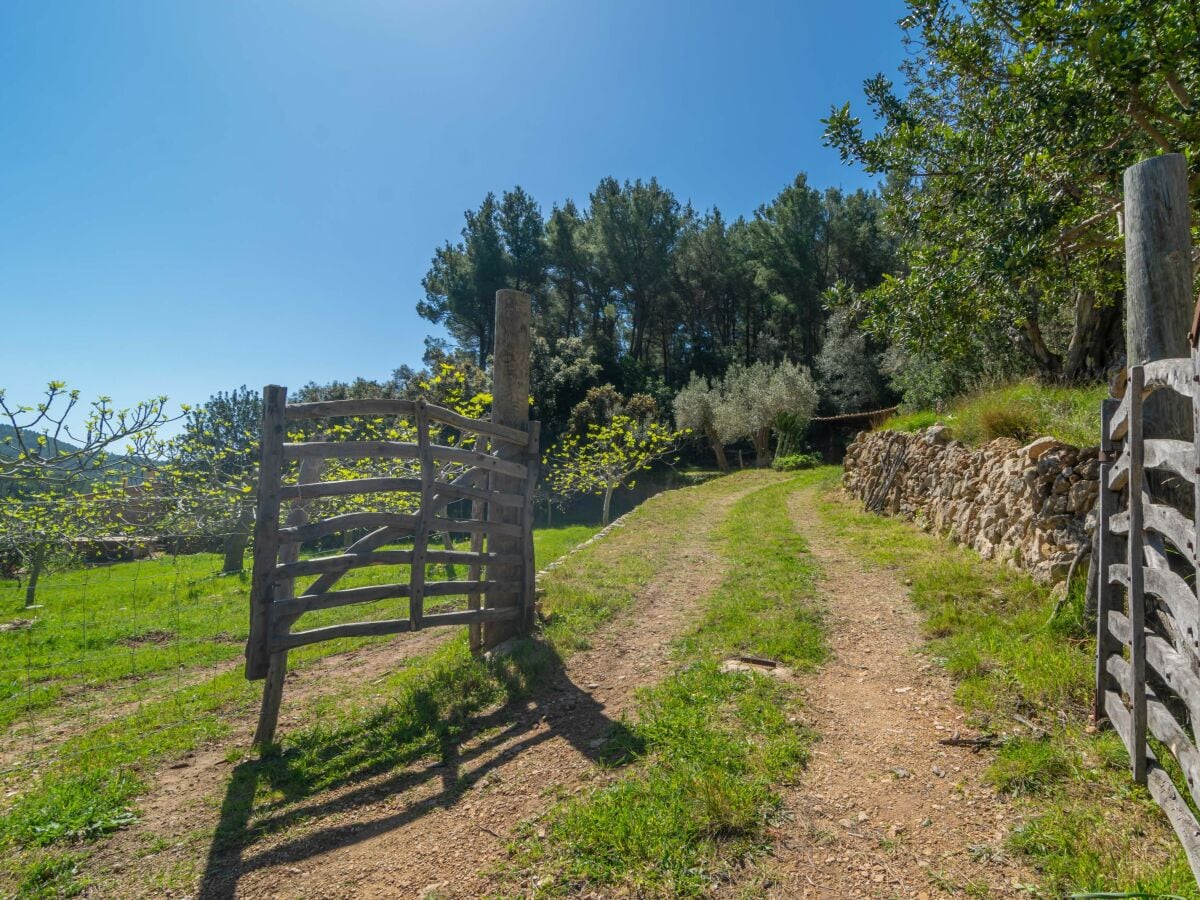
[89,478,768,898]
[755,487,1036,898]
[118,628,177,647]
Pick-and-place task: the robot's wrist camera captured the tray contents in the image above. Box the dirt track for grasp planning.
[757,487,1034,898]
[92,477,1037,898]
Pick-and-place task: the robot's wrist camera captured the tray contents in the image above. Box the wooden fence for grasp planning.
[1096,356,1200,877]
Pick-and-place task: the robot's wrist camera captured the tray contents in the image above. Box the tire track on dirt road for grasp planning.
[759,485,1035,899]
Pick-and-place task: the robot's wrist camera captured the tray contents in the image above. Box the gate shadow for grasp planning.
[196,638,639,899]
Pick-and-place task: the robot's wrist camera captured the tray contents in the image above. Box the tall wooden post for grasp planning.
[1094,397,1120,726]
[246,385,287,681]
[484,289,532,649]
[1125,153,1193,445]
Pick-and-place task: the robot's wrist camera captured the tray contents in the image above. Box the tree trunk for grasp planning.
[223,531,250,574]
[754,427,771,467]
[1063,287,1123,382]
[24,542,47,608]
[705,425,729,472]
[602,483,614,526]
[1018,317,1063,378]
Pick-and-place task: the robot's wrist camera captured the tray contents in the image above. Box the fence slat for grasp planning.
[1127,364,1148,785]
[269,579,501,619]
[255,454,323,744]
[1108,437,1195,491]
[246,385,288,681]
[282,440,530,478]
[279,512,523,544]
[1109,500,1196,565]
[273,548,520,580]
[1096,397,1121,725]
[409,399,434,630]
[270,606,522,652]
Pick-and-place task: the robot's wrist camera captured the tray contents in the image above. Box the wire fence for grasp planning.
[0,499,481,783]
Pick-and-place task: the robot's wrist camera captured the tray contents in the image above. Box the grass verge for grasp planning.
[880,380,1107,447]
[510,473,825,896]
[811,466,1199,897]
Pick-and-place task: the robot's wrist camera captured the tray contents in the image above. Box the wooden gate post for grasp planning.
[484,289,532,650]
[1125,153,1193,445]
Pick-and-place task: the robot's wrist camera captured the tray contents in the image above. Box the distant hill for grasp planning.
[0,424,85,461]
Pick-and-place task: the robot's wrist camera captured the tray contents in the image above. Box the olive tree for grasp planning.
[673,374,728,472]
[714,361,818,467]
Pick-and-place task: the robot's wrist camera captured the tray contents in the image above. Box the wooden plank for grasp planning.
[282,440,529,478]
[1108,653,1200,812]
[1110,610,1200,729]
[468,496,485,654]
[1109,358,1196,442]
[254,454,322,745]
[1108,438,1195,491]
[269,579,501,619]
[521,421,541,630]
[409,399,434,630]
[246,385,288,681]
[285,398,417,420]
[1095,397,1121,725]
[280,476,523,508]
[270,605,522,651]
[424,404,532,447]
[273,548,519,580]
[1128,364,1147,785]
[1105,688,1200,882]
[1110,500,1196,565]
[1108,564,1200,660]
[279,512,523,544]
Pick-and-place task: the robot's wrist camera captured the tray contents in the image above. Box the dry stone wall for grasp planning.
[842,427,1099,584]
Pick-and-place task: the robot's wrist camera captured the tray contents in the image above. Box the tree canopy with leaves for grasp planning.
[825,0,1200,388]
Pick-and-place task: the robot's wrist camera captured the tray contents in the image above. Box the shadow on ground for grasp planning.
[196,638,637,899]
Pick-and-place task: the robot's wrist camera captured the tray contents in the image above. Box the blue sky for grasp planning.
[0,0,907,422]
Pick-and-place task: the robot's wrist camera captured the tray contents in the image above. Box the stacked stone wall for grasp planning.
[842,427,1098,584]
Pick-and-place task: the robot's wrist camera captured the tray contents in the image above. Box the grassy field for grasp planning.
[880,380,1108,448]
[0,522,598,897]
[811,466,1199,896]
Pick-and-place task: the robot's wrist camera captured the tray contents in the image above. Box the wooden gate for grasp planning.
[1095,354,1200,876]
[243,289,537,744]
[244,390,540,742]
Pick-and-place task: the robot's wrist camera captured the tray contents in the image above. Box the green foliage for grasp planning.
[544,386,683,525]
[714,361,819,464]
[418,175,896,439]
[771,452,822,472]
[879,380,1108,447]
[826,1,1200,383]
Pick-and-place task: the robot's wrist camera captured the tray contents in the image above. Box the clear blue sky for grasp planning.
[0,0,907,422]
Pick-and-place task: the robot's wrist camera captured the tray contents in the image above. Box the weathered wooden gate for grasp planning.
[245,289,537,744]
[1095,356,1200,876]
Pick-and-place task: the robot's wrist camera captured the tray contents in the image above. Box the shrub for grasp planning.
[771,453,822,472]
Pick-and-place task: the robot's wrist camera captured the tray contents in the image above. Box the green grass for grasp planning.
[812,465,1199,897]
[513,473,824,896]
[0,519,606,893]
[0,524,602,729]
[0,472,762,897]
[880,380,1108,447]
